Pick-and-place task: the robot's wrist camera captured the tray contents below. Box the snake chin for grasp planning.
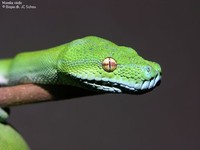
[82,74,161,94]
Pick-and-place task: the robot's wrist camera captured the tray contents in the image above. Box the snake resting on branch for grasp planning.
[0,36,162,150]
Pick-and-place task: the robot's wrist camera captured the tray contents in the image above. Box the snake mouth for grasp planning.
[82,74,162,94]
[120,74,162,94]
[121,74,162,91]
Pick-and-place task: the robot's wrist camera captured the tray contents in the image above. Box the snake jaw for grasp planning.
[81,73,161,93]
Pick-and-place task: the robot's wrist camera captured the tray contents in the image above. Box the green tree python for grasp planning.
[0,36,162,150]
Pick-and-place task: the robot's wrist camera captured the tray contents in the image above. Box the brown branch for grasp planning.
[0,84,100,107]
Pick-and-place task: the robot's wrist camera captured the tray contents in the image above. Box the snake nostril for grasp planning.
[146,66,151,73]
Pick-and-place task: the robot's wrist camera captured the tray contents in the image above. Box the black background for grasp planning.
[0,0,200,149]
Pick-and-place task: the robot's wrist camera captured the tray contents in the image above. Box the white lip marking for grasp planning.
[83,81,122,92]
[129,87,135,90]
[82,73,161,92]
[134,83,142,89]
[149,78,155,89]
[141,81,150,90]
[154,75,160,87]
[113,87,122,93]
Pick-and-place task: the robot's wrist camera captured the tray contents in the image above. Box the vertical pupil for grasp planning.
[108,58,112,70]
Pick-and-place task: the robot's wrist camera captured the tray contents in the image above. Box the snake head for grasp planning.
[58,36,162,94]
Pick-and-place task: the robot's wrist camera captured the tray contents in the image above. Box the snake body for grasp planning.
[0,36,161,149]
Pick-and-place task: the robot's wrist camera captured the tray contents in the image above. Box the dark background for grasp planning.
[0,0,200,149]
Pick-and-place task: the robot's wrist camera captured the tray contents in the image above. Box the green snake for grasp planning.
[0,36,161,149]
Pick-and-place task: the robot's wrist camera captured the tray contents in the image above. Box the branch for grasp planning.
[0,84,99,107]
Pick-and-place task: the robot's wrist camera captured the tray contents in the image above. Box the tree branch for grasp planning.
[0,84,99,107]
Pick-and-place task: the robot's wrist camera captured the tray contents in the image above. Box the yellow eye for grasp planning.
[102,57,117,72]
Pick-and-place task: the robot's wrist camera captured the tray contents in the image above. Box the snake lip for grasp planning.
[81,73,161,94]
[119,73,161,93]
[131,74,161,94]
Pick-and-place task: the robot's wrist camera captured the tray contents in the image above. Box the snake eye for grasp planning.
[102,57,117,72]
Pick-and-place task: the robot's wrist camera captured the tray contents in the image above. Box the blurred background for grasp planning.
[0,0,199,149]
